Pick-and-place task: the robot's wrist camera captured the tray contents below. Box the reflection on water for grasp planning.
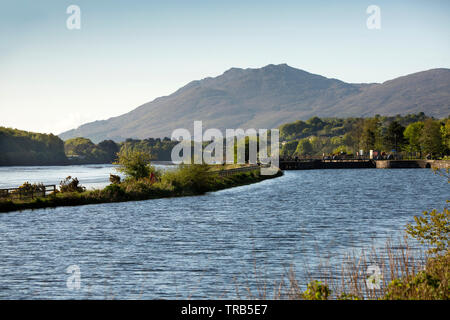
[0,162,172,190]
[0,167,448,299]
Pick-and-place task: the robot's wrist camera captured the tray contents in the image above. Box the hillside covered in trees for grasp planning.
[0,127,67,165]
[279,113,450,159]
[0,128,177,166]
[64,137,177,164]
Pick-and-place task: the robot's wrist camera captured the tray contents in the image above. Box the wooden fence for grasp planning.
[0,185,56,200]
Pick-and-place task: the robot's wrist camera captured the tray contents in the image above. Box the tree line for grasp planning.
[0,127,67,165]
[0,127,179,166]
[1,112,449,166]
[280,113,450,159]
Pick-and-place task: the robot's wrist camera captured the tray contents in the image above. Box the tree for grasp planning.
[98,140,120,162]
[360,119,379,151]
[114,147,154,180]
[441,119,450,154]
[404,122,424,154]
[406,206,449,256]
[295,138,313,156]
[281,140,299,158]
[420,119,444,156]
[384,121,406,151]
[0,127,67,166]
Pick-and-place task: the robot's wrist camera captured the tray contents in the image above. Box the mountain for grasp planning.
[59,64,450,142]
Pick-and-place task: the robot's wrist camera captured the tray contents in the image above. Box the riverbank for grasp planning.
[280,159,450,170]
[0,167,283,213]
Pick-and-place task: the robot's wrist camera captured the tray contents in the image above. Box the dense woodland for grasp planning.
[0,127,67,165]
[279,113,450,159]
[0,128,178,166]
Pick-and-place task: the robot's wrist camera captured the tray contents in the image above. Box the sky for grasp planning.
[0,0,449,135]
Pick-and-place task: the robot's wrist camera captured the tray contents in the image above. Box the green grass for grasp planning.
[0,166,283,213]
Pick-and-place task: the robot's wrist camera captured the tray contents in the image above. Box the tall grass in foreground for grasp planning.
[233,170,449,300]
[234,207,448,300]
[234,238,449,300]
[233,237,425,300]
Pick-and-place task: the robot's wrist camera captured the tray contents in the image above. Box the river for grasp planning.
[0,166,448,299]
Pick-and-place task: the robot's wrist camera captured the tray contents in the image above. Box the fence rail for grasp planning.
[0,185,56,200]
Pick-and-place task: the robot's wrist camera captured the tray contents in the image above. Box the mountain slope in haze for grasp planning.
[59,64,450,142]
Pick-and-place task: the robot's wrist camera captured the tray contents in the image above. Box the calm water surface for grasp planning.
[0,166,448,299]
[0,163,172,190]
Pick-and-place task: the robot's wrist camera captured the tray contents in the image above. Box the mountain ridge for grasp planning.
[59,64,450,142]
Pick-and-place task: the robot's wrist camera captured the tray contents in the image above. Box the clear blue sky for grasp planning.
[1,0,449,134]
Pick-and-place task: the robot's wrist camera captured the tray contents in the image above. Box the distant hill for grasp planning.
[0,127,67,166]
[59,64,450,142]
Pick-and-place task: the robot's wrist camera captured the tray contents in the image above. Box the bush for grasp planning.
[161,164,214,194]
[59,176,85,193]
[384,252,449,300]
[101,184,126,200]
[406,207,449,255]
[109,174,121,184]
[302,280,330,300]
[114,147,154,180]
[12,182,46,197]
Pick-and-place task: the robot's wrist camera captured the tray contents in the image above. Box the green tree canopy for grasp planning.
[420,119,444,155]
[384,121,406,151]
[296,138,313,156]
[114,147,154,180]
[404,121,424,153]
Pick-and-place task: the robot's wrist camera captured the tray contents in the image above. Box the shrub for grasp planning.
[302,280,330,300]
[114,147,154,180]
[59,176,85,193]
[12,182,46,197]
[109,174,121,184]
[406,207,449,255]
[101,184,126,200]
[384,252,449,300]
[161,164,215,194]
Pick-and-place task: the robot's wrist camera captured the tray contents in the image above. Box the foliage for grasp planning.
[281,140,299,157]
[384,252,449,300]
[0,127,67,165]
[295,138,313,156]
[114,147,154,180]
[406,207,449,255]
[404,122,424,153]
[384,121,406,151]
[59,176,85,193]
[161,163,214,194]
[278,113,449,158]
[64,137,119,164]
[0,165,282,213]
[120,137,178,161]
[420,119,444,156]
[109,174,121,184]
[9,182,46,198]
[302,280,330,300]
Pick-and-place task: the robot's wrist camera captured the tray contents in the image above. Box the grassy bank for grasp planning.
[0,165,283,213]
